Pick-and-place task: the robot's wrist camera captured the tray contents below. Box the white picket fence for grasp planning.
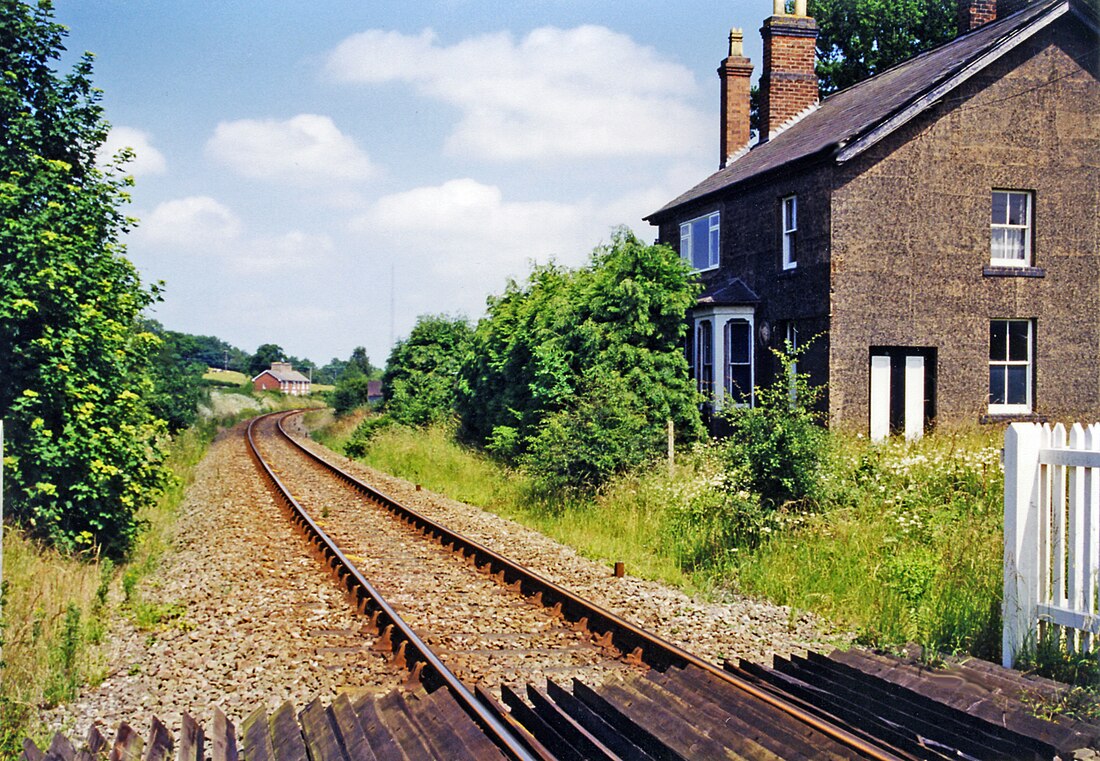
[1003,422,1100,668]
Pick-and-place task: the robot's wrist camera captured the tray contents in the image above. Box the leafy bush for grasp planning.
[383,315,472,426]
[343,414,400,458]
[1,0,166,555]
[520,372,659,494]
[458,229,702,491]
[722,339,826,510]
[331,374,374,416]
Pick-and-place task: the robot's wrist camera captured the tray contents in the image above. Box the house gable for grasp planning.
[827,17,1100,425]
[652,0,1098,432]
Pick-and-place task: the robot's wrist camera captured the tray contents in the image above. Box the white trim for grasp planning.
[693,304,755,409]
[680,211,721,272]
[781,195,798,270]
[989,319,1033,414]
[837,3,1069,163]
[990,189,1033,266]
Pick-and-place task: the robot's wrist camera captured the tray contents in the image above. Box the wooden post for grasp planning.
[1003,422,1043,667]
[667,418,674,476]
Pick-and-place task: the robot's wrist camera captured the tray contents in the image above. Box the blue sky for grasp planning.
[55,1,776,368]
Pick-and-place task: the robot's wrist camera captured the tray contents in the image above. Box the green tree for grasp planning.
[248,342,285,377]
[0,0,165,555]
[458,229,703,491]
[383,315,473,427]
[811,0,956,95]
[722,339,827,510]
[141,320,207,432]
[346,346,377,378]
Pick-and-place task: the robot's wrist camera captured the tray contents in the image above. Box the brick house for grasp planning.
[647,0,1099,438]
[252,361,312,396]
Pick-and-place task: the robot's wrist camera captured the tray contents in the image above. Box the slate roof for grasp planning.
[697,279,760,306]
[648,0,1071,220]
[255,367,310,383]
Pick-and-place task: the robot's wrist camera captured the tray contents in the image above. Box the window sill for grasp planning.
[983,265,1045,278]
[980,412,1048,425]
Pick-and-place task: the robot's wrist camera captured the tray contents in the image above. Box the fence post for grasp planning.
[1003,422,1042,668]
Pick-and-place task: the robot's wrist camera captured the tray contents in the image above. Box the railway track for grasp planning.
[25,410,1099,760]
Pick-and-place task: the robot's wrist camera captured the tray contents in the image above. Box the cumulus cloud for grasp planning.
[326,26,707,161]
[138,196,241,247]
[134,196,331,275]
[205,114,375,183]
[354,178,591,279]
[97,126,167,176]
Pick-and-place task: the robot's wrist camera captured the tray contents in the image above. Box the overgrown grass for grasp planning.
[0,407,264,754]
[314,415,705,589]
[316,414,1094,690]
[733,431,1004,660]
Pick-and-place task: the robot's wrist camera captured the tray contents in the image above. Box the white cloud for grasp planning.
[134,196,330,275]
[138,196,241,247]
[354,178,590,279]
[326,26,707,161]
[233,231,335,275]
[97,126,167,176]
[205,114,375,183]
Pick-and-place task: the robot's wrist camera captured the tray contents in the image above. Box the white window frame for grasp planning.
[693,305,754,408]
[696,319,714,396]
[990,190,1033,266]
[988,319,1033,414]
[680,211,720,272]
[723,318,754,407]
[781,195,797,270]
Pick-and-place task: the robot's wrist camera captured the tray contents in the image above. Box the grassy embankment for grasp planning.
[310,411,1099,709]
[0,391,321,753]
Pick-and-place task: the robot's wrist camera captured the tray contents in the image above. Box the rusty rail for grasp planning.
[246,412,542,761]
[271,410,910,761]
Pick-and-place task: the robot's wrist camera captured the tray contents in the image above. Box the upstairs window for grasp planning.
[680,212,720,271]
[991,190,1032,265]
[781,195,797,270]
[989,320,1032,413]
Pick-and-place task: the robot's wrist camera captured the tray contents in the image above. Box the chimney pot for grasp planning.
[773,0,785,15]
[718,27,753,166]
[759,9,819,142]
[794,0,808,15]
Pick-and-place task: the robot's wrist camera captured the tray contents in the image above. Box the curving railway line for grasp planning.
[237,410,1094,761]
[25,410,1099,761]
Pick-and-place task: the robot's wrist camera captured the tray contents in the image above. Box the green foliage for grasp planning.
[142,319,208,432]
[0,0,165,556]
[331,374,374,416]
[346,346,378,378]
[737,434,1005,659]
[43,603,81,706]
[520,372,659,494]
[810,0,957,95]
[458,228,702,491]
[722,340,827,510]
[247,342,285,377]
[343,413,400,458]
[383,314,473,427]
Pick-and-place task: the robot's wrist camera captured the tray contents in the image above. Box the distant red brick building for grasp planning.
[252,362,311,396]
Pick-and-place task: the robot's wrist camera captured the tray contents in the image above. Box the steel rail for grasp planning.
[276,410,913,761]
[246,412,541,761]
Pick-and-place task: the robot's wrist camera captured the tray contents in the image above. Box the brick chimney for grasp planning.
[759,0,819,143]
[718,28,753,167]
[958,0,997,33]
[958,0,1032,34]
